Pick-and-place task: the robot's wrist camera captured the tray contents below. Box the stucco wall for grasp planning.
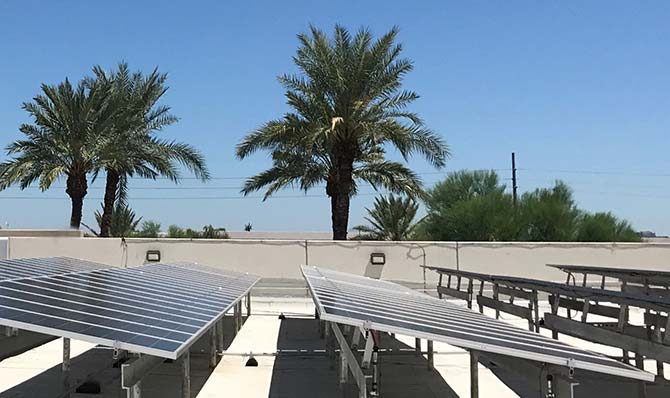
[0,238,7,259]
[6,237,670,286]
[0,229,83,238]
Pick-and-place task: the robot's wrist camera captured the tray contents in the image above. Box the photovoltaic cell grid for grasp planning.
[0,258,259,359]
[302,266,654,382]
[0,257,109,281]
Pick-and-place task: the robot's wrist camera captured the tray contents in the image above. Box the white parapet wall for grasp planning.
[0,238,7,259]
[6,237,670,286]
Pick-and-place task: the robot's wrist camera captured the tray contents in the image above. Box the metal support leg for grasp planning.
[493,284,500,319]
[246,292,251,317]
[216,318,224,353]
[63,337,71,393]
[362,332,374,369]
[437,274,443,299]
[415,338,421,353]
[181,351,190,398]
[478,281,485,313]
[324,320,331,342]
[127,382,141,398]
[238,301,244,328]
[470,351,479,398]
[467,279,474,309]
[325,321,334,365]
[635,355,648,398]
[351,327,362,349]
[330,323,367,398]
[233,302,240,335]
[62,337,71,372]
[340,350,348,384]
[551,295,560,340]
[121,355,163,398]
[371,346,380,396]
[209,326,217,368]
[532,291,540,333]
[427,340,434,370]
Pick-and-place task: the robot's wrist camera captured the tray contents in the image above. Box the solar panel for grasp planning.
[302,265,653,382]
[547,263,670,287]
[0,256,109,281]
[0,260,259,359]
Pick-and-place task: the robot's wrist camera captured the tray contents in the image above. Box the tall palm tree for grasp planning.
[0,78,112,228]
[91,63,210,237]
[353,195,419,240]
[236,25,449,239]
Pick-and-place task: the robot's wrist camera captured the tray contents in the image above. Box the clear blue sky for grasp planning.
[1,1,669,234]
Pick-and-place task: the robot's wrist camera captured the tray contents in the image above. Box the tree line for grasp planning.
[355,170,640,242]
[84,201,229,239]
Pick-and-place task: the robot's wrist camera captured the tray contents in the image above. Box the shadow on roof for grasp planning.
[268,318,458,398]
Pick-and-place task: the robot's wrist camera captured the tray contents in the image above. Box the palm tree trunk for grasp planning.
[331,193,351,240]
[328,157,354,240]
[66,172,88,229]
[99,169,120,237]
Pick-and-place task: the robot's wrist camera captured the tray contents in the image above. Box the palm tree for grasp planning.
[236,25,449,239]
[0,78,112,228]
[94,202,142,237]
[91,63,210,237]
[353,195,419,240]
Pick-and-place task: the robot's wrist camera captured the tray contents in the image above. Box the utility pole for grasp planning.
[511,152,518,206]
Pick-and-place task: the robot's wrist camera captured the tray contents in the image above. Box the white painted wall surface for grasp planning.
[6,237,670,286]
[0,238,7,259]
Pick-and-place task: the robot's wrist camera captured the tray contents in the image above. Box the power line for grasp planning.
[520,168,670,177]
[121,169,513,180]
[0,192,389,201]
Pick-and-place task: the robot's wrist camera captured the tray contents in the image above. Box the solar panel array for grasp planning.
[0,257,108,281]
[302,265,653,382]
[0,257,259,359]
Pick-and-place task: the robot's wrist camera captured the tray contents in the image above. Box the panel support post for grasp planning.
[121,354,164,398]
[209,326,217,368]
[181,351,190,398]
[437,274,443,299]
[362,332,374,368]
[493,284,500,319]
[340,350,348,384]
[415,338,421,353]
[324,320,331,345]
[470,350,479,398]
[216,318,224,353]
[619,281,630,364]
[315,307,324,339]
[63,337,71,393]
[62,337,71,372]
[330,323,367,398]
[371,346,380,396]
[233,301,240,335]
[635,355,647,398]
[127,382,141,398]
[532,290,540,333]
[325,321,334,367]
[478,281,485,313]
[427,340,434,370]
[246,292,251,317]
[351,327,362,349]
[550,294,560,340]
